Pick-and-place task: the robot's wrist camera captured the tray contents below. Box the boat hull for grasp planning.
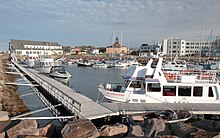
[77,63,93,67]
[35,67,52,74]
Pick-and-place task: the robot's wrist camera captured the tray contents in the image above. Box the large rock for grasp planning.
[213,121,220,131]
[61,119,100,138]
[0,132,5,138]
[0,111,9,121]
[38,124,51,136]
[131,115,144,122]
[129,125,144,137]
[191,119,214,131]
[46,125,63,138]
[142,118,171,137]
[99,123,128,137]
[7,120,38,138]
[213,134,220,138]
[170,122,218,137]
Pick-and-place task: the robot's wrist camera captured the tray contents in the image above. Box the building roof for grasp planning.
[10,39,61,49]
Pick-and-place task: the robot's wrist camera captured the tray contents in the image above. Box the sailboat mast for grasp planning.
[120,31,123,47]
[111,30,115,58]
[170,36,172,61]
[209,29,213,58]
[199,29,203,63]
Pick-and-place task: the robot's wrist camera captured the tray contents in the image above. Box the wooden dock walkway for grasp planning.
[11,60,220,120]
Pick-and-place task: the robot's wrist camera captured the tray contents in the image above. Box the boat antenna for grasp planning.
[208,29,213,58]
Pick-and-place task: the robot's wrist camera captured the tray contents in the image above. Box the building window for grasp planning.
[26,51,29,54]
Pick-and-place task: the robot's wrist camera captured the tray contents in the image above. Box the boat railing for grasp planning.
[164,70,218,84]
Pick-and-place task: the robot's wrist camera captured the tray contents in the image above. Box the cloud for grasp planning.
[0,0,220,49]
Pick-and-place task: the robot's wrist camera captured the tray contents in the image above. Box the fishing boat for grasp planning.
[112,60,130,68]
[49,66,71,83]
[33,57,54,74]
[76,60,93,67]
[98,57,220,103]
[93,61,108,68]
[23,54,39,68]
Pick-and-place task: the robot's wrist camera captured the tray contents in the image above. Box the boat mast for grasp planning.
[111,30,115,59]
[209,29,213,58]
[199,29,203,63]
[170,36,172,61]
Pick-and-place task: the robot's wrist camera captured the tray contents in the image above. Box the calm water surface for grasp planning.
[65,64,128,101]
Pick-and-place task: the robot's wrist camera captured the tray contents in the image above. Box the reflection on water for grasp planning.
[66,64,127,101]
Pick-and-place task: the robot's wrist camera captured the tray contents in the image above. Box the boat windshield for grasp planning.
[52,66,66,73]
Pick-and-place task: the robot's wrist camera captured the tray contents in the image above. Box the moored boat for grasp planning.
[76,60,93,67]
[49,66,71,83]
[33,57,54,74]
[92,61,108,68]
[98,57,220,103]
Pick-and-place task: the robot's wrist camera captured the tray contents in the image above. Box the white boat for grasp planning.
[98,57,220,103]
[112,61,130,68]
[163,59,187,71]
[23,54,39,68]
[93,61,108,68]
[34,58,54,74]
[76,60,93,67]
[49,66,71,83]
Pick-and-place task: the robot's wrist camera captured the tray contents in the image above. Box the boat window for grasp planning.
[145,75,153,78]
[208,87,214,97]
[178,86,191,96]
[163,86,176,96]
[193,86,203,97]
[129,81,141,88]
[124,80,130,88]
[147,83,161,92]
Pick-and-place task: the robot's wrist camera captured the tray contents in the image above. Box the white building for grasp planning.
[162,38,213,56]
[139,43,162,57]
[9,39,63,56]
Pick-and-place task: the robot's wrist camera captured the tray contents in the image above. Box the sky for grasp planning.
[0,0,220,50]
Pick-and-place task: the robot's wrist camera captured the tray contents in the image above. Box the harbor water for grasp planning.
[65,64,128,101]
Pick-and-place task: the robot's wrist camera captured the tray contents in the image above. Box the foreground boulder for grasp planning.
[7,120,51,138]
[129,125,144,137]
[0,111,9,121]
[61,119,100,138]
[142,118,171,137]
[99,123,128,137]
[170,122,219,137]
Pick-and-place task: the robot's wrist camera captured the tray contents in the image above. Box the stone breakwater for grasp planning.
[0,55,29,116]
